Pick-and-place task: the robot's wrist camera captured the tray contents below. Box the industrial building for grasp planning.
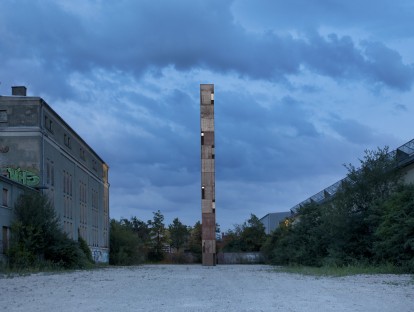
[0,86,109,262]
[260,138,414,234]
[289,138,414,214]
[260,212,291,235]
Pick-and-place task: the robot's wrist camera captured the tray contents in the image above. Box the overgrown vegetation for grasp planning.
[109,211,201,265]
[109,219,146,265]
[221,214,267,252]
[272,263,408,277]
[262,147,414,273]
[7,192,94,271]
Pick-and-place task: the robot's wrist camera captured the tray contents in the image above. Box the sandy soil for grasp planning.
[0,264,413,312]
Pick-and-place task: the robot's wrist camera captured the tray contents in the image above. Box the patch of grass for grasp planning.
[0,259,109,279]
[272,263,408,277]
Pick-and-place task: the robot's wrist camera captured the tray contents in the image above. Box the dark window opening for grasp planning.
[44,116,53,133]
[80,148,86,160]
[0,110,8,123]
[2,226,9,254]
[202,186,205,199]
[64,134,71,148]
[201,132,204,145]
[2,188,8,207]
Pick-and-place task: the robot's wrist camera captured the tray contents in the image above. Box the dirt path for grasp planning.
[1,265,413,312]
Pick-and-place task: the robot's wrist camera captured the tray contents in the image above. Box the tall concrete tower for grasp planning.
[200,84,216,266]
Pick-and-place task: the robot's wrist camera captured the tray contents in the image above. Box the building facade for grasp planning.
[260,212,291,235]
[200,84,216,266]
[0,86,109,262]
[0,175,36,261]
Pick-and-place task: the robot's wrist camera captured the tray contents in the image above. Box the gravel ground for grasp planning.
[0,264,413,312]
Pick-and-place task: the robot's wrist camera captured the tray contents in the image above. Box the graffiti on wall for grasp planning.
[0,146,9,153]
[91,247,109,263]
[1,167,40,187]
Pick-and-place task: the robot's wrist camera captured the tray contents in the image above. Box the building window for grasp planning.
[64,134,71,148]
[201,132,204,145]
[2,226,9,254]
[2,188,8,207]
[44,116,53,132]
[92,160,97,171]
[91,189,99,247]
[0,110,8,123]
[79,181,87,227]
[80,148,86,161]
[63,170,72,196]
[46,159,55,187]
[63,170,73,223]
[201,186,205,199]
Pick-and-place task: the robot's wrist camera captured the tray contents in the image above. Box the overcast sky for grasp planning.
[1,0,414,231]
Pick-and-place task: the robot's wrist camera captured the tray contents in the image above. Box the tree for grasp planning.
[342,146,402,214]
[121,217,151,241]
[261,216,297,265]
[222,214,267,252]
[120,216,151,255]
[222,224,244,252]
[147,210,167,261]
[373,184,414,271]
[168,218,189,251]
[324,146,403,263]
[9,192,92,269]
[263,146,408,268]
[10,192,60,261]
[241,214,267,252]
[188,221,202,262]
[109,219,145,265]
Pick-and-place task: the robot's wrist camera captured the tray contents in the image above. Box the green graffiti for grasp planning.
[3,167,40,187]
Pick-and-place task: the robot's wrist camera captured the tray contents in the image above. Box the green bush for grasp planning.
[78,234,94,264]
[374,184,414,272]
[8,192,92,270]
[109,219,145,265]
[147,250,164,262]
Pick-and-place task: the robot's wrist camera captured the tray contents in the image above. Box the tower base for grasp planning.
[202,253,216,266]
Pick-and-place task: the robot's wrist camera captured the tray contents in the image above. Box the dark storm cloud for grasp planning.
[215,91,341,183]
[1,0,413,97]
[362,41,414,90]
[328,117,377,145]
[232,0,414,37]
[94,88,200,188]
[303,33,414,91]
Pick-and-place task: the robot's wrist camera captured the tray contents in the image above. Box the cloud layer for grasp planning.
[1,0,413,230]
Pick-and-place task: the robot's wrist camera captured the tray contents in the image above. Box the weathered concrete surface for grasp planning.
[0,265,413,312]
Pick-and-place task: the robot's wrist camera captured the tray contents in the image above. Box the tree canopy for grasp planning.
[222,214,267,252]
